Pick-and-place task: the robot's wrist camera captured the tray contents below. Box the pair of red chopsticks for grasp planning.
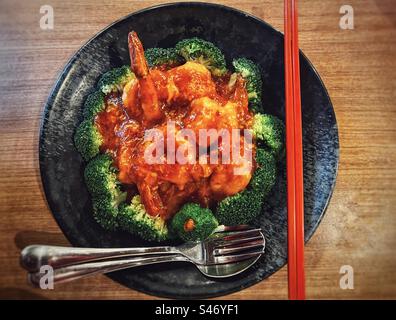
[284,0,305,300]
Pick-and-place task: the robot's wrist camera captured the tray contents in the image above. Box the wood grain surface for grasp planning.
[0,0,395,299]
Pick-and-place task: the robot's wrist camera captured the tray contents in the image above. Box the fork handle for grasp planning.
[27,255,189,287]
[20,245,178,272]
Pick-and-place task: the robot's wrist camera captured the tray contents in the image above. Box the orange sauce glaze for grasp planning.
[95,63,256,220]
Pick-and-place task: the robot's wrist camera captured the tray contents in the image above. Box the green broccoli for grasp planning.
[74,119,103,161]
[215,148,276,226]
[215,190,263,226]
[232,58,263,112]
[82,90,105,120]
[118,195,168,242]
[252,113,285,159]
[98,65,135,95]
[84,154,126,231]
[84,154,119,196]
[92,194,124,230]
[145,47,185,68]
[175,38,227,76]
[170,203,219,242]
[251,148,277,197]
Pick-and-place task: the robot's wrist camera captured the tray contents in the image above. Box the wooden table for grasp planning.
[0,0,395,299]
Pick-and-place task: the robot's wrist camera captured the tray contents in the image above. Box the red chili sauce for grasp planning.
[95,61,256,220]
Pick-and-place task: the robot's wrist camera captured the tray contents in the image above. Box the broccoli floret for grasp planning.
[215,148,276,226]
[98,65,135,95]
[170,203,219,242]
[84,154,126,230]
[252,113,285,159]
[250,148,277,197]
[145,47,185,68]
[175,38,227,76]
[84,154,118,196]
[92,193,125,230]
[232,58,263,112]
[83,90,105,120]
[216,190,263,226]
[74,89,106,161]
[74,119,103,161]
[118,195,168,242]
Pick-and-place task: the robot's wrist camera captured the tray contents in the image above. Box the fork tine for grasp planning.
[213,249,264,264]
[213,239,264,256]
[214,225,251,233]
[212,234,263,248]
[221,228,262,239]
[227,227,261,234]
[209,228,262,243]
[210,229,263,248]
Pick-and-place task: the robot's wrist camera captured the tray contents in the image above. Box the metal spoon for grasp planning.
[27,253,261,287]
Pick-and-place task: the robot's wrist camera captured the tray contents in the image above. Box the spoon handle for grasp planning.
[20,244,178,272]
[28,255,189,287]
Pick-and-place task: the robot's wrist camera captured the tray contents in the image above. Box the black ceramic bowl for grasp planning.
[39,2,339,299]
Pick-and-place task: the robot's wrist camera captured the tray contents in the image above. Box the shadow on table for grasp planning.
[14,230,69,250]
[0,287,49,300]
[10,231,68,300]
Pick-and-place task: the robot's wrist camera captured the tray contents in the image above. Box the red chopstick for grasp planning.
[284,0,297,300]
[284,0,305,300]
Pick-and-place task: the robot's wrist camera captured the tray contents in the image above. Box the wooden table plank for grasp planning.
[0,0,395,299]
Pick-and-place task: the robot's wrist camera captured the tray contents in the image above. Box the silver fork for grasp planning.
[25,229,265,285]
[21,228,264,272]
